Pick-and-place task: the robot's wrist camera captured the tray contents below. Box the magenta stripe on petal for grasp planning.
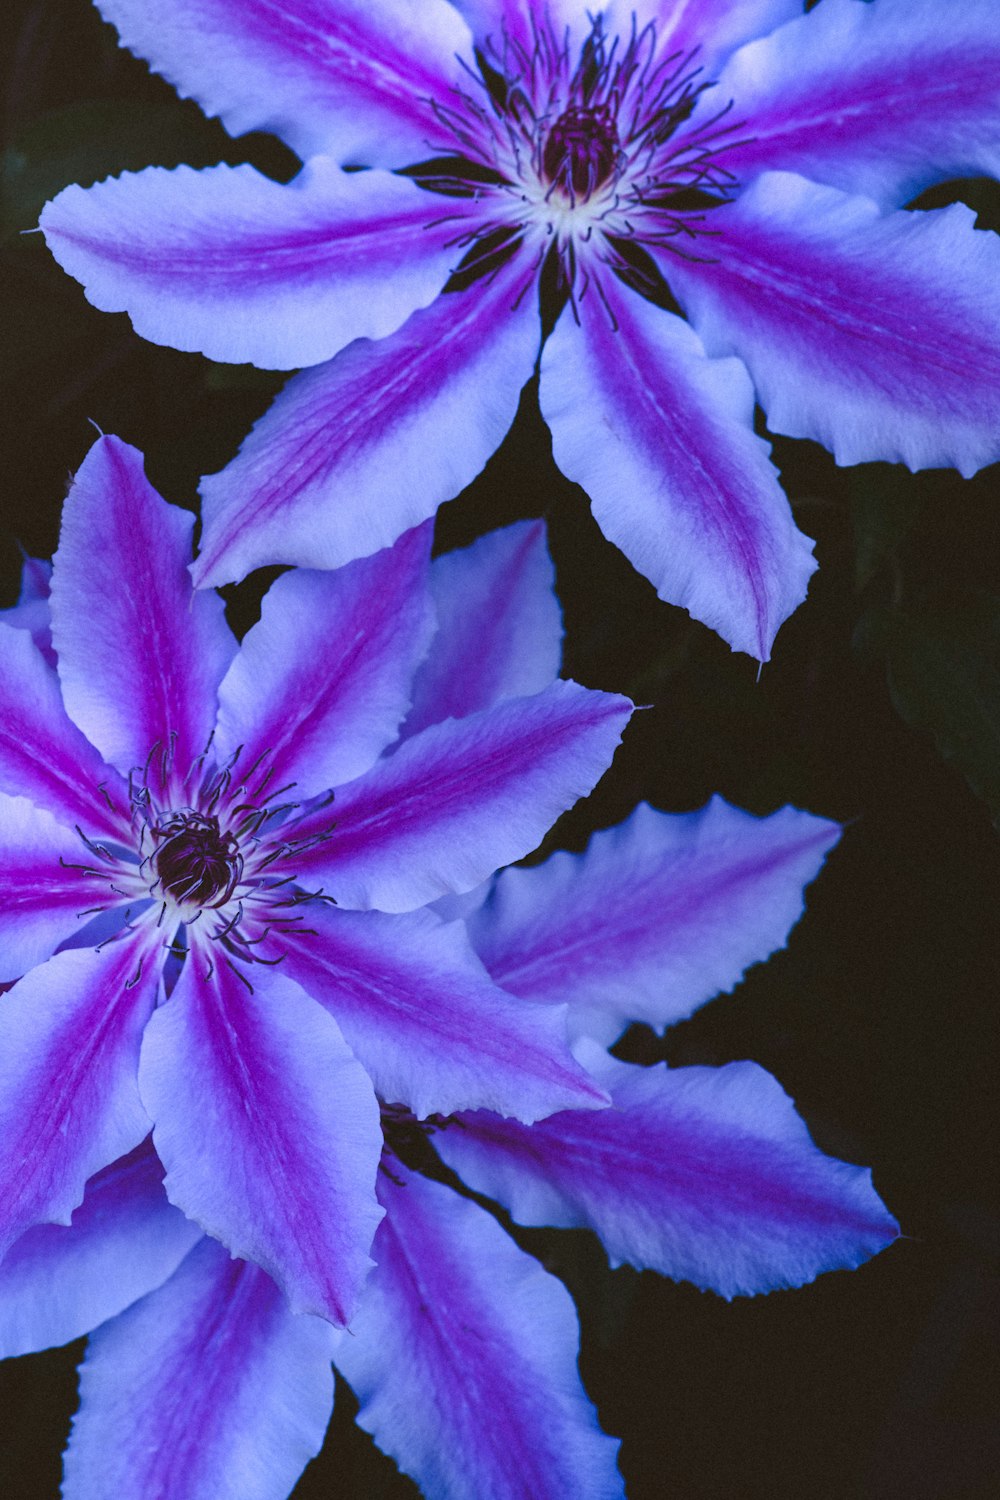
[0,924,160,1258]
[627,0,802,76]
[138,954,383,1323]
[194,263,541,588]
[335,1164,624,1500]
[63,1235,337,1500]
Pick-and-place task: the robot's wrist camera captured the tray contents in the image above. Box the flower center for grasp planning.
[541,103,619,200]
[151,811,242,910]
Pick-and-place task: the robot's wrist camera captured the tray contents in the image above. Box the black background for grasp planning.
[2,2,999,1496]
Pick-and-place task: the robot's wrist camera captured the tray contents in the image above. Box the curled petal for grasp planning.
[194,264,541,588]
[540,279,815,660]
[403,520,562,738]
[666,173,1000,477]
[335,1164,623,1500]
[51,436,233,789]
[468,798,840,1037]
[0,1140,201,1358]
[63,1236,338,1500]
[440,1052,899,1298]
[96,0,473,168]
[138,955,383,1323]
[0,925,160,1258]
[42,160,463,369]
[294,679,633,912]
[280,905,607,1122]
[214,525,434,799]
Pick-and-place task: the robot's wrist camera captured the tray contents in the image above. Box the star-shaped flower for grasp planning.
[41,0,1000,657]
[0,434,631,1328]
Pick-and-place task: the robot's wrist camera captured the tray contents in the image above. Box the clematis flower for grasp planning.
[0,798,897,1500]
[41,0,1000,658]
[0,432,632,1330]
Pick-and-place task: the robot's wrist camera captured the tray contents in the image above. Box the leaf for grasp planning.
[859,594,1000,820]
[850,466,925,592]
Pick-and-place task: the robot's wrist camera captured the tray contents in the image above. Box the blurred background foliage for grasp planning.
[2,2,999,1496]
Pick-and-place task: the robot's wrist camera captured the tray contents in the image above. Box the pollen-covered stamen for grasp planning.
[541,103,620,200]
[151,811,243,910]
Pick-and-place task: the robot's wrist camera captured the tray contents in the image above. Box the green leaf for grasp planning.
[850,465,925,592]
[860,594,1000,820]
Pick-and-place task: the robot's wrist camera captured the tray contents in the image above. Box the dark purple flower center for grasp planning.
[541,103,619,199]
[152,811,242,909]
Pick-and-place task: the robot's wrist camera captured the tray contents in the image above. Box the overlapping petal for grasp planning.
[454,0,597,54]
[279,904,607,1121]
[715,0,1000,207]
[335,1163,623,1500]
[0,793,110,979]
[467,799,840,1037]
[137,955,383,1323]
[293,679,632,911]
[540,276,815,659]
[0,623,127,838]
[439,1052,899,1298]
[618,0,802,77]
[0,554,54,665]
[50,436,233,787]
[42,160,465,369]
[0,925,160,1258]
[194,265,541,587]
[0,1141,201,1359]
[666,172,1000,477]
[403,520,562,738]
[96,0,472,169]
[214,525,434,798]
[63,1235,338,1500]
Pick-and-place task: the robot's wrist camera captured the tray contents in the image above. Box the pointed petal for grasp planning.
[63,1236,337,1500]
[440,1053,900,1298]
[0,792,110,980]
[335,1164,623,1500]
[666,173,1000,477]
[96,0,473,168]
[280,905,607,1121]
[716,0,1000,207]
[0,925,160,1258]
[618,0,804,76]
[50,436,233,787]
[540,279,815,660]
[294,680,632,912]
[194,263,541,588]
[403,521,562,738]
[214,526,434,800]
[138,955,383,1323]
[42,161,464,369]
[0,554,54,666]
[0,1141,201,1358]
[0,623,128,839]
[468,799,840,1037]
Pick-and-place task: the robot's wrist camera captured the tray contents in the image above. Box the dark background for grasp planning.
[2,2,999,1495]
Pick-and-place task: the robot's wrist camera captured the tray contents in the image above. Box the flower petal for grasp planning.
[193,264,541,588]
[96,0,472,168]
[42,160,465,369]
[63,1235,337,1500]
[214,525,434,800]
[402,520,562,738]
[50,435,233,789]
[0,792,112,980]
[138,954,383,1323]
[0,925,160,1258]
[666,172,1000,477]
[468,799,840,1038]
[280,904,607,1121]
[540,276,815,660]
[716,0,1000,207]
[0,623,127,838]
[453,0,597,53]
[0,554,54,666]
[294,679,632,912]
[335,1163,623,1500]
[0,1140,201,1358]
[439,1052,899,1298]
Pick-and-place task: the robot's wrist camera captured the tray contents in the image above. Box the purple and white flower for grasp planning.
[0,432,632,1329]
[41,0,1000,658]
[0,793,897,1500]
